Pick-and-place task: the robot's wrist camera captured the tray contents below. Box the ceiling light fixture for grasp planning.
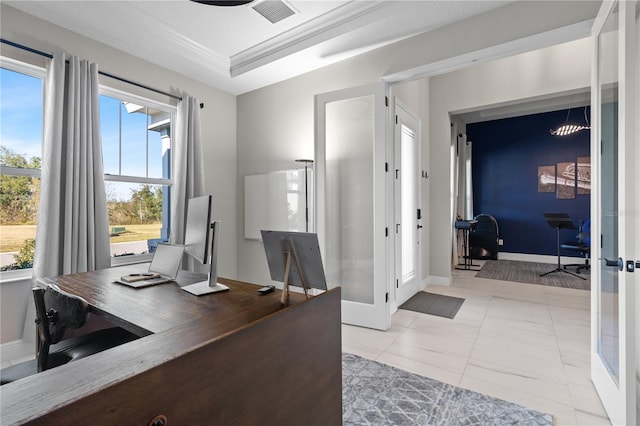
[550,105,591,136]
[190,0,254,6]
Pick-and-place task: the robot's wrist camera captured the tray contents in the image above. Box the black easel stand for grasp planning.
[455,219,480,271]
[540,213,586,280]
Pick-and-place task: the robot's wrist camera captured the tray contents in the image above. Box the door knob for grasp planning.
[602,257,624,271]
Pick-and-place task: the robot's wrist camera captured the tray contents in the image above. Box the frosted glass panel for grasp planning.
[325,95,374,304]
[400,125,416,282]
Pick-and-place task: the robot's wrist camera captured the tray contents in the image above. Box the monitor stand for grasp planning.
[182,280,229,296]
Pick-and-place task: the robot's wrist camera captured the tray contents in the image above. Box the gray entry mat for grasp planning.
[398,291,465,319]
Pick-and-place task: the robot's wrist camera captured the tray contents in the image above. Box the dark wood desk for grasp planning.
[1,265,342,425]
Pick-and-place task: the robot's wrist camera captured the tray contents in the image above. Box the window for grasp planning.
[0,64,44,272]
[99,89,174,262]
[0,59,175,272]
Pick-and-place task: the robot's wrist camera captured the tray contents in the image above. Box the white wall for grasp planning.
[0,4,238,343]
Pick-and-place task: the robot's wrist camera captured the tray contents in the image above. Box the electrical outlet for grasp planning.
[498,239,504,246]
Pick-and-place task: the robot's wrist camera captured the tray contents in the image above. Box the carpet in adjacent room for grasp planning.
[342,353,552,425]
[475,259,590,290]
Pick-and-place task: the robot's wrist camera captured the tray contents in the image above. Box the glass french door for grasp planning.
[590,1,638,425]
[394,100,422,307]
[315,83,390,330]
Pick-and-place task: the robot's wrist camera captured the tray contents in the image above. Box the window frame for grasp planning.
[0,59,45,281]
[0,57,177,276]
[99,87,176,266]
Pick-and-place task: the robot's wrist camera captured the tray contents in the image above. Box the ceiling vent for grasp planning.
[252,0,297,24]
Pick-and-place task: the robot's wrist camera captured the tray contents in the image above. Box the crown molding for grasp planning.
[123,2,230,76]
[229,1,389,77]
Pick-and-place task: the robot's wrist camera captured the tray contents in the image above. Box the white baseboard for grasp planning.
[426,275,451,287]
[0,339,32,366]
[498,252,588,265]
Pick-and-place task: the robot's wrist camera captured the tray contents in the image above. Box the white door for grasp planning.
[590,2,638,425]
[315,82,390,330]
[394,100,422,307]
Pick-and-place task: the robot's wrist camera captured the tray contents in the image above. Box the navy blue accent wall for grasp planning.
[467,109,590,257]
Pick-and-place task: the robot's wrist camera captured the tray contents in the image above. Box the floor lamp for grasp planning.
[295,159,313,232]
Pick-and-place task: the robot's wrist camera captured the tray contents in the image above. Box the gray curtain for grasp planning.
[170,95,205,271]
[25,52,110,340]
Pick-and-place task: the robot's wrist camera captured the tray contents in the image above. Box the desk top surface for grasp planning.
[45,264,304,336]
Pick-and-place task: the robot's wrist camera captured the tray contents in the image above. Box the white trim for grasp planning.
[0,56,46,78]
[497,252,588,266]
[99,86,177,112]
[383,19,595,84]
[0,269,33,284]
[103,174,171,186]
[0,340,33,366]
[230,1,388,77]
[427,275,451,287]
[110,253,152,267]
[0,166,40,178]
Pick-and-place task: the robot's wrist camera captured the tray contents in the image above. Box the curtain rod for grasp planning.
[1,38,189,104]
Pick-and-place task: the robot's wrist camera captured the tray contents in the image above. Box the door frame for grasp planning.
[590,1,638,424]
[315,82,391,330]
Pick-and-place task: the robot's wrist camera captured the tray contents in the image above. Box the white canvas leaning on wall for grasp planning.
[244,169,313,240]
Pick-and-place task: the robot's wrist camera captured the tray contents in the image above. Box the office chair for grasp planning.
[562,218,590,274]
[0,282,138,385]
[469,214,499,260]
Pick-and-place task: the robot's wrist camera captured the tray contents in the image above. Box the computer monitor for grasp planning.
[181,195,229,296]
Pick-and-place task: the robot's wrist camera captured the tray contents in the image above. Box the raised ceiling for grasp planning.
[6,0,513,95]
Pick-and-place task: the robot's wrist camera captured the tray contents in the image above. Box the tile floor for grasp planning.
[341,265,611,426]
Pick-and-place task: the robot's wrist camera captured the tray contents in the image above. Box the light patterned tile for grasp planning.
[459,375,578,425]
[463,363,573,406]
[376,351,463,387]
[569,382,609,418]
[393,327,475,358]
[574,410,612,426]
[493,281,549,304]
[408,315,480,343]
[469,343,565,381]
[341,323,403,354]
[477,322,559,351]
[546,290,590,310]
[391,309,419,327]
[383,339,469,374]
[485,297,553,326]
[549,305,590,327]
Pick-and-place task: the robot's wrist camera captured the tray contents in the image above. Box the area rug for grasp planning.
[398,292,465,319]
[475,260,590,290]
[342,353,552,425]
